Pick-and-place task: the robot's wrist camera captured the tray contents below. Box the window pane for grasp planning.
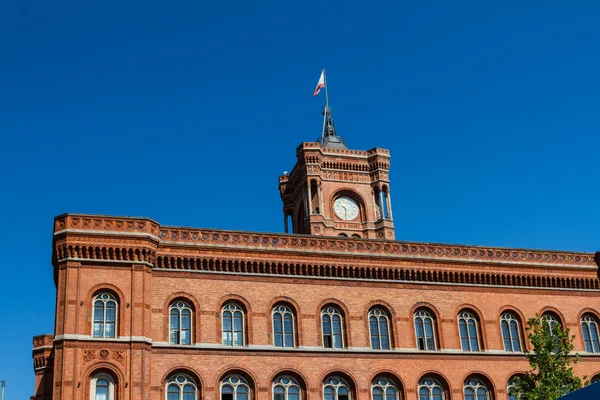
[591,324,600,352]
[222,385,233,394]
[237,386,248,400]
[274,314,283,334]
[459,320,469,350]
[106,303,116,323]
[183,384,195,400]
[418,387,429,400]
[105,322,115,338]
[274,332,283,347]
[284,332,294,348]
[93,322,103,338]
[510,321,521,351]
[373,387,384,400]
[223,313,232,345]
[501,320,511,351]
[464,387,474,400]
[432,387,442,400]
[95,380,109,400]
[386,387,397,400]
[468,321,479,351]
[94,303,104,322]
[171,310,180,329]
[233,331,243,346]
[332,315,342,334]
[583,325,592,352]
[284,314,293,335]
[167,384,180,400]
[182,310,191,329]
[322,315,331,334]
[333,333,342,349]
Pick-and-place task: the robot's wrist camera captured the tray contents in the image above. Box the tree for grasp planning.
[512,314,584,400]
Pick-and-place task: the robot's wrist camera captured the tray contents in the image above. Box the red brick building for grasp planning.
[32,130,600,400]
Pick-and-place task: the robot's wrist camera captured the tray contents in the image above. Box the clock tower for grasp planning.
[279,106,395,239]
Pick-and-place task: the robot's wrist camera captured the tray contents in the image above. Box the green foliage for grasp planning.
[512,314,583,400]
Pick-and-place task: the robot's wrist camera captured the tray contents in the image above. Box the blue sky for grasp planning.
[1,0,599,397]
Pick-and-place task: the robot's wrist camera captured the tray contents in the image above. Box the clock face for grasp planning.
[333,196,359,220]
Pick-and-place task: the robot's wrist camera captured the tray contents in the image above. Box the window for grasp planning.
[418,378,444,400]
[372,377,398,400]
[458,311,480,351]
[414,310,436,350]
[507,376,518,400]
[581,314,600,353]
[221,375,250,400]
[321,306,344,349]
[222,303,244,346]
[463,378,490,400]
[591,374,600,384]
[369,308,391,350]
[273,305,295,348]
[501,312,522,352]
[323,376,351,400]
[90,373,115,400]
[93,293,117,338]
[170,301,192,345]
[167,374,198,400]
[542,313,561,336]
[273,376,300,400]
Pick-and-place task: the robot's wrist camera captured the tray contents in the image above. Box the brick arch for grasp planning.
[577,308,600,352]
[266,296,304,347]
[269,368,310,400]
[577,307,600,321]
[86,284,126,338]
[455,303,488,350]
[539,306,566,327]
[319,368,360,395]
[215,294,253,345]
[496,306,529,351]
[316,298,352,348]
[215,367,259,400]
[416,371,452,400]
[368,369,406,400]
[410,302,444,349]
[462,371,496,400]
[162,292,202,344]
[364,300,398,349]
[83,361,125,400]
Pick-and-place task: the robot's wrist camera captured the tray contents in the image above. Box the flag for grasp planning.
[313,70,325,97]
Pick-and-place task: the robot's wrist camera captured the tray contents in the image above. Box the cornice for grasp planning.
[53,214,596,270]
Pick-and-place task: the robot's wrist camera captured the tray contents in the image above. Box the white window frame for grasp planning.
[500,312,522,352]
[414,310,437,351]
[273,375,301,400]
[463,378,490,400]
[368,308,391,350]
[166,374,198,400]
[371,377,398,400]
[272,305,295,348]
[581,314,600,353]
[321,306,345,349]
[418,377,444,400]
[169,301,193,345]
[222,303,245,346]
[92,293,118,338]
[90,373,115,400]
[221,374,250,400]
[323,376,351,400]
[458,311,480,351]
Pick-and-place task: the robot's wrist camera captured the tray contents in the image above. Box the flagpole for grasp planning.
[321,68,327,141]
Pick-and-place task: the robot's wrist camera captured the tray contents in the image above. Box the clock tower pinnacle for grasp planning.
[278,108,394,239]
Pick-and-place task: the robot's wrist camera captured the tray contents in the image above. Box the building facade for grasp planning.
[33,132,600,400]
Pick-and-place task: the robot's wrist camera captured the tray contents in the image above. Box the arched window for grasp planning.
[323,376,351,400]
[542,313,561,336]
[221,375,250,400]
[272,305,295,348]
[591,374,600,384]
[321,306,344,349]
[167,374,198,400]
[418,377,444,400]
[581,314,600,353]
[458,311,480,351]
[273,376,300,400]
[500,312,522,352]
[93,293,117,338]
[371,377,399,400]
[414,309,436,350]
[507,376,519,400]
[170,301,192,345]
[369,308,391,350]
[90,373,116,400]
[222,303,245,346]
[464,378,490,400]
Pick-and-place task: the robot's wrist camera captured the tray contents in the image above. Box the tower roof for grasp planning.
[317,105,347,150]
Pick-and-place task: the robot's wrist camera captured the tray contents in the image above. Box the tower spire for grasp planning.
[316,69,347,149]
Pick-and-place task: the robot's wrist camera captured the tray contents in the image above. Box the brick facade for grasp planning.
[32,142,600,400]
